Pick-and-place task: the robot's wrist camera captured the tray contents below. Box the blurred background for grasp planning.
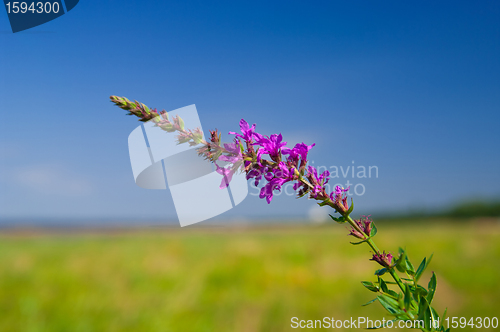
[0,0,499,331]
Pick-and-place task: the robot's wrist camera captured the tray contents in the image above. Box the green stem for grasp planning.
[344,215,424,313]
[388,269,406,293]
[344,215,407,293]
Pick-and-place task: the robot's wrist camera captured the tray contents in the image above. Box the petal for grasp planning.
[239,119,250,132]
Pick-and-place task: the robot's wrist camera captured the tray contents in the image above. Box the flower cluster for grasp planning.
[349,215,373,239]
[370,251,394,268]
[220,119,341,205]
[330,185,350,214]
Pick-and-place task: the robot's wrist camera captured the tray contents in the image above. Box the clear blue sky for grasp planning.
[1,1,499,224]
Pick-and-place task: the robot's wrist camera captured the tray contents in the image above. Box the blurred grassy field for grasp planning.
[0,219,499,332]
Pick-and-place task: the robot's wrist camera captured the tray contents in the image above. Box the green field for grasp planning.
[0,220,499,331]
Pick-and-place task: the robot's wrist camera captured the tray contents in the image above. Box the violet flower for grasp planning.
[282,142,315,164]
[229,119,256,142]
[215,164,236,189]
[255,133,287,162]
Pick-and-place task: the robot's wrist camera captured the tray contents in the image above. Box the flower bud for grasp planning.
[370,251,393,268]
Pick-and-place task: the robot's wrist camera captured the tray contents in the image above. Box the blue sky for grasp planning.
[0,0,499,224]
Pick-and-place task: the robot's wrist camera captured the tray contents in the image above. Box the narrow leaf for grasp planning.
[415,285,429,297]
[415,257,427,283]
[379,278,389,293]
[405,255,415,275]
[362,298,378,306]
[361,281,379,293]
[395,251,407,273]
[370,222,378,237]
[430,306,440,327]
[404,283,412,311]
[350,238,370,245]
[377,295,401,315]
[328,214,345,223]
[417,295,430,323]
[345,198,354,217]
[385,289,399,299]
[427,272,437,304]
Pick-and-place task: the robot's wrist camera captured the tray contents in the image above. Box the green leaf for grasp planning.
[376,277,399,299]
[370,222,378,237]
[350,238,370,245]
[328,214,345,223]
[430,306,440,327]
[427,253,434,268]
[417,295,431,330]
[405,255,415,276]
[385,289,399,299]
[442,307,448,322]
[415,257,427,283]
[414,285,429,297]
[404,283,412,311]
[377,295,401,315]
[345,198,354,217]
[415,254,433,283]
[397,291,405,310]
[417,295,428,319]
[361,281,379,293]
[361,298,378,306]
[379,278,389,293]
[441,307,449,331]
[427,272,437,304]
[375,268,387,276]
[395,251,407,273]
